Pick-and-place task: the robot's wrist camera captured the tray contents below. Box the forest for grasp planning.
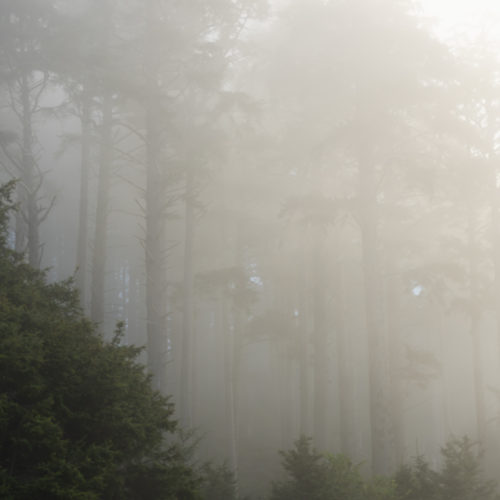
[2,0,500,498]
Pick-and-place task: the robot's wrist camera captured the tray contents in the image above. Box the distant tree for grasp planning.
[269,436,398,500]
[0,0,58,267]
[200,462,238,500]
[395,436,499,500]
[0,182,199,499]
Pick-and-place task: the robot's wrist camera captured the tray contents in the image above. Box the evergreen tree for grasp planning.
[0,182,199,499]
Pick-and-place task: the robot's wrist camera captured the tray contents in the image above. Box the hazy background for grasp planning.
[2,0,500,496]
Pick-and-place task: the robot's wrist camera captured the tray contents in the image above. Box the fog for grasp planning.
[2,0,500,496]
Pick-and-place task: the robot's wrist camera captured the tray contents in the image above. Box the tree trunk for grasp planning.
[222,299,239,493]
[358,129,394,474]
[334,233,354,457]
[20,73,39,268]
[467,206,486,443]
[180,165,195,426]
[76,92,91,310]
[490,163,500,369]
[144,0,168,391]
[312,234,328,448]
[385,268,405,466]
[297,236,309,436]
[90,89,113,325]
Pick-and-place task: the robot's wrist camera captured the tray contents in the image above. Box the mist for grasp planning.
[2,0,500,497]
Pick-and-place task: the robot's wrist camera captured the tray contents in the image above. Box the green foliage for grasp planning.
[200,462,237,500]
[272,436,499,500]
[394,455,440,500]
[395,437,499,500]
[269,436,398,500]
[0,182,199,498]
[439,437,498,500]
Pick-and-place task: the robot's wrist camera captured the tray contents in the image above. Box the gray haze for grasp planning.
[2,0,500,496]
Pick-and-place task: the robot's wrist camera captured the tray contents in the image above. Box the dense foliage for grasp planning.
[395,437,500,500]
[270,436,398,500]
[0,181,199,499]
[271,436,500,500]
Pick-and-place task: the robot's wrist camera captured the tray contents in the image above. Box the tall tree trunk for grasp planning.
[180,165,195,426]
[90,89,113,324]
[385,268,405,466]
[358,127,394,474]
[490,159,500,370]
[222,299,239,494]
[20,73,39,268]
[76,91,91,310]
[144,0,167,391]
[467,206,486,443]
[334,233,354,456]
[312,234,328,448]
[14,184,26,255]
[297,236,309,436]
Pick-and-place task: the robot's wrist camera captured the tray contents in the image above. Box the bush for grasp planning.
[200,462,237,500]
[395,436,499,500]
[269,436,398,500]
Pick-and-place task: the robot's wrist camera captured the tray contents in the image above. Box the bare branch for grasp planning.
[38,196,56,225]
[31,72,49,114]
[114,171,146,193]
[114,120,147,142]
[0,141,22,171]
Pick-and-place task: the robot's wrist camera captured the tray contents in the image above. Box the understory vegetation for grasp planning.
[271,436,500,500]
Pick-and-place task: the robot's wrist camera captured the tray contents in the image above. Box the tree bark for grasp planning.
[297,236,309,437]
[467,206,486,443]
[76,92,91,310]
[90,89,113,324]
[312,234,328,448]
[20,73,39,268]
[334,234,354,457]
[144,0,168,391]
[180,165,195,426]
[358,122,394,474]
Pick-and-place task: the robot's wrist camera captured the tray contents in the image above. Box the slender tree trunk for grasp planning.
[90,89,113,324]
[385,269,405,466]
[490,167,500,368]
[180,165,195,426]
[144,0,167,391]
[312,234,328,447]
[358,126,394,474]
[467,206,486,443]
[334,234,353,456]
[223,301,239,493]
[76,92,91,309]
[297,236,309,436]
[14,184,26,254]
[20,73,39,267]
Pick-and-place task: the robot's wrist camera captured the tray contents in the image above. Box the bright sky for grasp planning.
[419,0,500,45]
